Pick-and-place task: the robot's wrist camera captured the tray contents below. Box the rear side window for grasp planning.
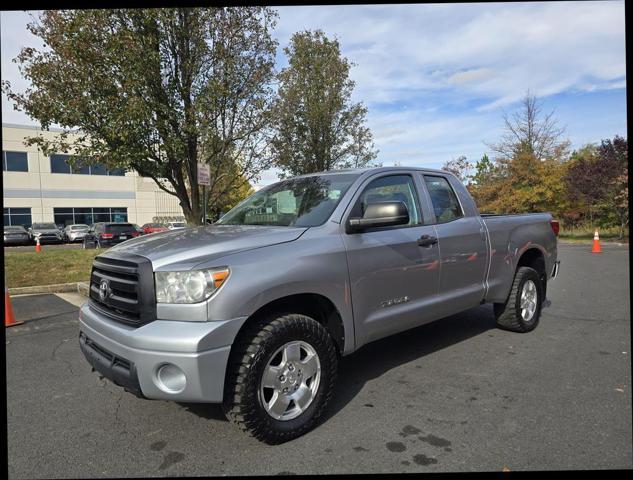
[423,175,463,223]
[105,223,135,234]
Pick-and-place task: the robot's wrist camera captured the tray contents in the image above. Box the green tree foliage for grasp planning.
[3,8,278,225]
[271,30,379,177]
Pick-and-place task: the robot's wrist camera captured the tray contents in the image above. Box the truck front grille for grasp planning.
[89,253,156,327]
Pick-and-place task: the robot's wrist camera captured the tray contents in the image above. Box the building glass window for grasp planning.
[4,207,32,228]
[53,207,127,227]
[50,154,121,175]
[50,154,72,174]
[3,151,29,172]
[91,163,108,175]
[76,163,91,175]
[73,208,93,226]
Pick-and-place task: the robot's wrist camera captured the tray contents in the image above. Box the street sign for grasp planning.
[197,163,210,186]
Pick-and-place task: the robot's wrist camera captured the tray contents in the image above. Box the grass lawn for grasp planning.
[5,249,104,288]
[559,225,628,243]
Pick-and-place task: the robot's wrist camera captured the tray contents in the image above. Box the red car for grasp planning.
[141,223,169,234]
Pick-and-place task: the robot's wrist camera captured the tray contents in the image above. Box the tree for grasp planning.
[271,30,379,177]
[3,8,278,224]
[566,136,628,237]
[441,155,472,183]
[473,148,568,215]
[470,154,495,185]
[206,165,254,222]
[487,91,571,161]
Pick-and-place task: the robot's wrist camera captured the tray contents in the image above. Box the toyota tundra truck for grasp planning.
[79,167,560,443]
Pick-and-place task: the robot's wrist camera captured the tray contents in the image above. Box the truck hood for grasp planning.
[32,229,61,235]
[108,224,308,270]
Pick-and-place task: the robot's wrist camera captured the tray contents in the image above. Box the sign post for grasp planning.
[197,163,210,225]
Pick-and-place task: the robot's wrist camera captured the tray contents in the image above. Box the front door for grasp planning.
[341,173,441,347]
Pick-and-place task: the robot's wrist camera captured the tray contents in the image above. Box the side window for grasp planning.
[423,175,463,223]
[353,174,421,228]
[3,151,29,172]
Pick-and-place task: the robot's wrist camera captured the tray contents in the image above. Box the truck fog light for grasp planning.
[155,363,187,394]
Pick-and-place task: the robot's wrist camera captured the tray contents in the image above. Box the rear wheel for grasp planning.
[223,313,338,444]
[494,266,543,332]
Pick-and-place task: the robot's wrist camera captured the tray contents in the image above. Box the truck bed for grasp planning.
[481,212,557,304]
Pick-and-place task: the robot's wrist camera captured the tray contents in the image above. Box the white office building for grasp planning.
[2,123,185,228]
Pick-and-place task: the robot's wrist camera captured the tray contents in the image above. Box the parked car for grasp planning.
[165,221,187,230]
[78,166,559,444]
[82,222,140,249]
[28,222,63,244]
[62,224,90,243]
[141,223,169,234]
[3,225,31,246]
[132,224,145,236]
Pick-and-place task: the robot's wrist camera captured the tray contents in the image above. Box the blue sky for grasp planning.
[1,2,627,186]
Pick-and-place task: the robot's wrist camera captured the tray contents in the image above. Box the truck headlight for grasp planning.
[155,268,230,304]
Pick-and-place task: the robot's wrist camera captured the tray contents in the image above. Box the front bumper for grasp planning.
[79,301,248,402]
[35,235,62,244]
[3,236,30,245]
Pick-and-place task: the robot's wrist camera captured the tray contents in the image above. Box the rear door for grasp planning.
[419,174,488,316]
[341,172,441,347]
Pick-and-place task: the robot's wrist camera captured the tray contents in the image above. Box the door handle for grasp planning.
[418,234,438,247]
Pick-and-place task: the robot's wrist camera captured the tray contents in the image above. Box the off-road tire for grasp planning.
[494,266,543,332]
[223,313,338,444]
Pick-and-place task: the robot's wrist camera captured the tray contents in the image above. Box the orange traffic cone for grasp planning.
[5,286,24,327]
[592,229,602,253]
[35,237,41,253]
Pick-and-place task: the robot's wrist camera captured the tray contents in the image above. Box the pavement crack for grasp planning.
[50,337,75,376]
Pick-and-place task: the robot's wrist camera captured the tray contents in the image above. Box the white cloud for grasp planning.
[276,1,626,108]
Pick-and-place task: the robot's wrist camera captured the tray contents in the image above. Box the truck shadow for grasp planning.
[321,303,497,422]
[178,304,497,423]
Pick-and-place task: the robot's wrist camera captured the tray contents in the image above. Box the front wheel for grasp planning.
[494,266,543,332]
[223,313,338,444]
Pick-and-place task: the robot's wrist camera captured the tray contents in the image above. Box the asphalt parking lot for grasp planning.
[6,243,631,476]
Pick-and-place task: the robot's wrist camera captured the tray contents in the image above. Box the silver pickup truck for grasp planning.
[79,166,560,443]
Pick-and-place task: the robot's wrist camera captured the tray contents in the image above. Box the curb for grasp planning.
[9,281,90,297]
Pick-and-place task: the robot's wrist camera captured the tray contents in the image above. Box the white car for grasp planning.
[63,224,90,242]
[166,221,187,230]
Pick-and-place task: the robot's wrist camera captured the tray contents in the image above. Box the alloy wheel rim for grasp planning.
[259,340,321,421]
[520,279,538,321]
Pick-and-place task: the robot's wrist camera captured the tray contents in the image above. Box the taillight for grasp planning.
[101,233,114,238]
[132,232,139,237]
[550,219,559,236]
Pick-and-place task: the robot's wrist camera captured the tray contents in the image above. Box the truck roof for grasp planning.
[292,165,448,179]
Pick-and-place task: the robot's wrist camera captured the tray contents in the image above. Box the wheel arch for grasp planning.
[514,247,547,298]
[230,293,346,356]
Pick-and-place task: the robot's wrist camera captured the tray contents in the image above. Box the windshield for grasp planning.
[70,225,89,230]
[4,226,26,233]
[217,173,359,227]
[170,223,186,227]
[32,223,58,230]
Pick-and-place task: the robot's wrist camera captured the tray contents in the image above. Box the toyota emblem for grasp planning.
[99,279,111,302]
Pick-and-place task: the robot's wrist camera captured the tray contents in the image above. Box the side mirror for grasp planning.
[347,201,410,233]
